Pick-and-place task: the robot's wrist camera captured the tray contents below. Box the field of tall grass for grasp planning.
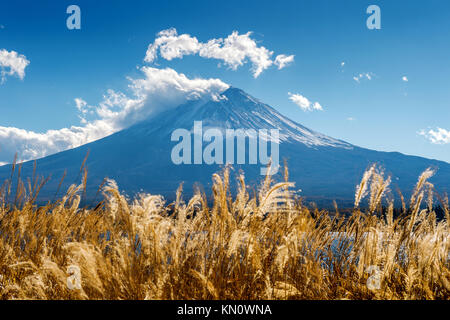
[0,161,448,300]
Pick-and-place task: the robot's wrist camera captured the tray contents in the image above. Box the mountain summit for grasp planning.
[138,87,352,148]
[1,87,449,206]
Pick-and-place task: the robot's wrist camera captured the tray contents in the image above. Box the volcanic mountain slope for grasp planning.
[1,87,449,206]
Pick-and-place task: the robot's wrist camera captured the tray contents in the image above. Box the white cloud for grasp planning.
[145,28,294,78]
[402,76,408,82]
[0,49,30,82]
[288,93,310,110]
[353,73,373,83]
[0,123,114,163]
[419,128,450,144]
[75,98,88,113]
[274,54,295,69]
[0,67,229,163]
[199,32,274,78]
[341,61,345,67]
[145,28,201,63]
[347,117,356,121]
[312,102,323,111]
[288,92,323,112]
[75,98,96,124]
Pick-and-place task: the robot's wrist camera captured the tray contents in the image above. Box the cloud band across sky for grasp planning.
[144,28,294,78]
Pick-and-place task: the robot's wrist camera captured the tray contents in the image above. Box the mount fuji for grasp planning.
[1,87,449,206]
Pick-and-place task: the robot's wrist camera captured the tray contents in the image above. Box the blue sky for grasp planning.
[0,0,449,163]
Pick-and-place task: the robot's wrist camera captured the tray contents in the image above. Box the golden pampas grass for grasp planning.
[0,163,448,300]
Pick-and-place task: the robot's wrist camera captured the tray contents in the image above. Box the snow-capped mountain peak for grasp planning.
[156,86,353,149]
[1,87,448,205]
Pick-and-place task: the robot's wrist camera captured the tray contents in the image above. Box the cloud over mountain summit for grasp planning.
[0,67,228,164]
